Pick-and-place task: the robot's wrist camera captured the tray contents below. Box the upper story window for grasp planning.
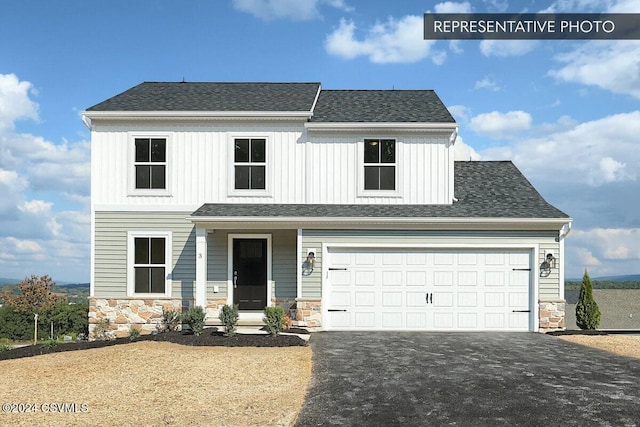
[364,139,395,191]
[234,138,266,190]
[135,138,166,189]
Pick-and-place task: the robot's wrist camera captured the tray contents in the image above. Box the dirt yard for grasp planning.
[557,334,640,360]
[0,341,312,427]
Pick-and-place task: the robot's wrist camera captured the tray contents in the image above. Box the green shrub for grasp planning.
[576,269,601,330]
[128,328,141,340]
[219,304,239,337]
[263,306,286,336]
[161,307,182,332]
[182,306,206,336]
[0,343,13,352]
[93,318,114,341]
[41,338,58,349]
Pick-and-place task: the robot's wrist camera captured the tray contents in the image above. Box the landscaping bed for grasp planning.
[0,328,308,361]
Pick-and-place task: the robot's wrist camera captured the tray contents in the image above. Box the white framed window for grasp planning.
[127,231,172,297]
[129,133,171,196]
[359,138,399,195]
[228,134,272,197]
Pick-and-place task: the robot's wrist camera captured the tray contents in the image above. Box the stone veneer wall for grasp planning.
[539,299,566,332]
[89,298,184,339]
[295,298,321,330]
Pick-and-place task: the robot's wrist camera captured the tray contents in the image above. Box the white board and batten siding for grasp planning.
[91,122,454,207]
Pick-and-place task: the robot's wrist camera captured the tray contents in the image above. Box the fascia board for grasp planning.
[82,110,313,120]
[305,122,458,132]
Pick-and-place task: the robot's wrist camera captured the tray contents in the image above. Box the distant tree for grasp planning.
[575,270,601,330]
[2,275,65,343]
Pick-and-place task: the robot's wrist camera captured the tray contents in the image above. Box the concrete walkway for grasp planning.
[295,332,640,426]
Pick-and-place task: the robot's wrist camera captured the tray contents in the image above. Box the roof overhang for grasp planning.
[82,110,314,121]
[187,215,572,231]
[305,122,458,133]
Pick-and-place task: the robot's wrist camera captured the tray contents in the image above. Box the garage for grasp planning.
[323,247,533,331]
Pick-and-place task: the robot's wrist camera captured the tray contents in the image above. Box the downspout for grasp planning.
[557,222,572,241]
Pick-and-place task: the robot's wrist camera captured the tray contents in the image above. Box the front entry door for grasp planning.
[233,238,267,310]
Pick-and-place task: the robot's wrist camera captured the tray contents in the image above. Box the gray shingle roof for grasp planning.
[310,90,455,123]
[86,82,456,124]
[87,82,321,112]
[192,161,569,219]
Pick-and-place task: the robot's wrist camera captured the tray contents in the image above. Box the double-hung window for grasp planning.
[364,138,396,191]
[234,138,266,190]
[128,231,171,296]
[134,138,166,189]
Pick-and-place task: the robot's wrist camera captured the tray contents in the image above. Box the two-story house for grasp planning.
[83,82,571,337]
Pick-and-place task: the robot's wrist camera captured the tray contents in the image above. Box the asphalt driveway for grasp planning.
[295,332,640,426]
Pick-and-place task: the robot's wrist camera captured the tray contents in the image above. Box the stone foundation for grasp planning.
[295,298,322,330]
[89,298,184,339]
[539,299,566,332]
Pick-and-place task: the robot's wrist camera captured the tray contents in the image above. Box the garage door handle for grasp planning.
[329,268,347,271]
[512,268,531,271]
[512,310,531,313]
[328,309,347,312]
[425,293,433,304]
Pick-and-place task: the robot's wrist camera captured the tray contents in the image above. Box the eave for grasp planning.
[187,215,572,231]
[82,110,314,121]
[304,121,458,133]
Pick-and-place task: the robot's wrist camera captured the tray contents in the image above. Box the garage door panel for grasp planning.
[355,312,375,328]
[407,271,427,286]
[457,292,477,307]
[382,292,402,307]
[355,291,375,307]
[434,271,453,286]
[355,271,375,286]
[382,271,402,286]
[458,271,478,286]
[325,248,532,331]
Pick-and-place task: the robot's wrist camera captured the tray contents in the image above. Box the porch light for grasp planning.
[539,253,556,277]
[302,251,315,276]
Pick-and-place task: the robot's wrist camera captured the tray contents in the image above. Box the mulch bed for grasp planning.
[0,328,309,361]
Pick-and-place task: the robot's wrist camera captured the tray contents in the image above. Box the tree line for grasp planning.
[0,275,88,341]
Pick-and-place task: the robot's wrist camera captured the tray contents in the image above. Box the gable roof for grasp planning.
[310,90,455,123]
[85,82,456,124]
[86,82,321,112]
[191,161,569,221]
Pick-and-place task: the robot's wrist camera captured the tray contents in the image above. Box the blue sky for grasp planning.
[0,0,639,282]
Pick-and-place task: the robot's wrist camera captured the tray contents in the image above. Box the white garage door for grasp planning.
[324,248,532,331]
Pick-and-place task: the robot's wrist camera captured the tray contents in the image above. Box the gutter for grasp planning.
[81,114,92,130]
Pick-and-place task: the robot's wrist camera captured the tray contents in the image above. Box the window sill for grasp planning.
[228,190,273,198]
[357,190,403,198]
[127,190,173,197]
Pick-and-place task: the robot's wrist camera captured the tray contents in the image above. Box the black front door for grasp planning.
[233,238,267,310]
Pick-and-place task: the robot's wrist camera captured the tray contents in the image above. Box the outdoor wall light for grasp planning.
[539,252,557,277]
[302,251,315,276]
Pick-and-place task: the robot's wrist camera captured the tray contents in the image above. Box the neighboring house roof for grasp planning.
[85,82,455,124]
[86,82,321,112]
[565,289,640,330]
[310,90,455,123]
[191,161,569,220]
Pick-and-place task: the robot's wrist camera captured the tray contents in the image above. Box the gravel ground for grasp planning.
[0,341,312,427]
[557,334,640,359]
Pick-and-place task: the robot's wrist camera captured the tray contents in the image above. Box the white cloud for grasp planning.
[549,41,640,99]
[325,16,445,64]
[479,40,539,57]
[474,76,501,91]
[479,111,640,187]
[572,228,640,260]
[469,110,532,138]
[0,73,39,132]
[434,1,472,13]
[232,0,352,21]
[447,104,471,123]
[453,134,482,161]
[0,73,89,282]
